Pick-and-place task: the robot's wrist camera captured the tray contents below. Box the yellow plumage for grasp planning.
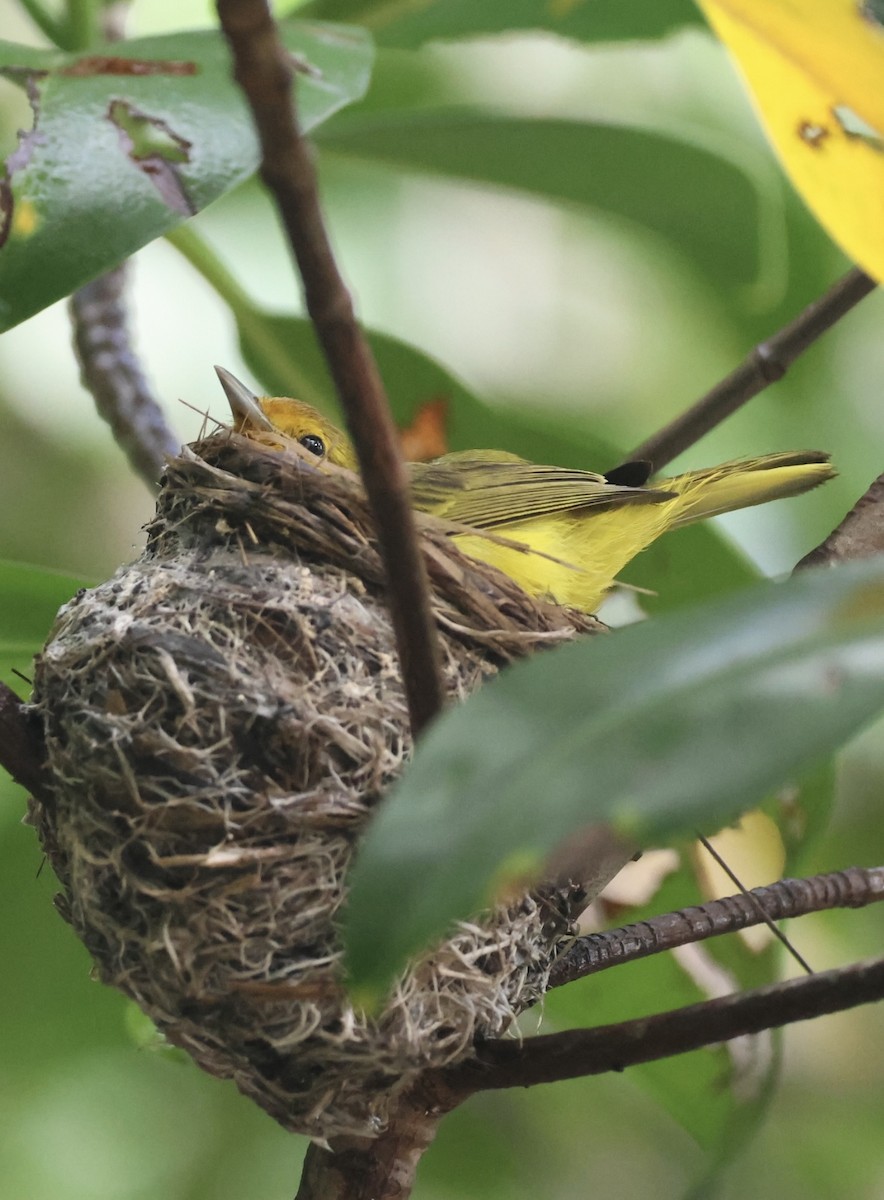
[215,368,835,614]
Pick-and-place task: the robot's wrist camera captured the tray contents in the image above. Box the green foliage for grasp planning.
[297,0,702,47]
[318,110,778,302]
[0,559,84,693]
[0,23,372,330]
[1,0,882,1196]
[344,558,884,998]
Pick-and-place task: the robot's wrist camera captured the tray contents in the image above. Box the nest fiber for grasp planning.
[30,434,599,1138]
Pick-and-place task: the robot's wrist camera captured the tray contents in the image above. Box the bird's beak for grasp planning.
[214,365,275,432]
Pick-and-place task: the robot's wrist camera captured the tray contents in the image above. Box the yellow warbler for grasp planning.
[216,367,834,614]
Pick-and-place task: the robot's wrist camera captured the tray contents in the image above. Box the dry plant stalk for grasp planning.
[29,433,604,1140]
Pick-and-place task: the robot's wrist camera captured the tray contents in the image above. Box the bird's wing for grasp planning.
[410,454,674,528]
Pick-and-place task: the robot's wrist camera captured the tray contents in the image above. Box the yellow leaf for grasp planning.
[698,0,884,282]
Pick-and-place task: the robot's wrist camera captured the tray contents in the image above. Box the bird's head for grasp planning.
[215,366,358,470]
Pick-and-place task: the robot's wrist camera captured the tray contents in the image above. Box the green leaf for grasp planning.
[344,558,884,999]
[0,23,373,331]
[317,109,784,300]
[0,560,86,695]
[297,0,702,48]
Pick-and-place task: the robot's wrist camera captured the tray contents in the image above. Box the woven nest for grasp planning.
[30,432,602,1139]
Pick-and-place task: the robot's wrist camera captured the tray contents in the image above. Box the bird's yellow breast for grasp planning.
[452,504,675,612]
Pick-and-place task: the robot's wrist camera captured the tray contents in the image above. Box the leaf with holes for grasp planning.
[0,23,372,331]
[698,0,884,282]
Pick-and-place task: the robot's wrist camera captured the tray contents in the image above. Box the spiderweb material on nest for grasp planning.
[30,433,604,1138]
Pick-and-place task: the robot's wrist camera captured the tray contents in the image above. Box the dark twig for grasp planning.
[548,866,884,990]
[70,265,180,490]
[439,955,884,1095]
[0,681,49,801]
[797,472,884,569]
[627,268,876,472]
[215,0,445,737]
[296,1101,443,1200]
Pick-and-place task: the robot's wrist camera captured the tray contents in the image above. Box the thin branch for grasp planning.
[626,268,877,472]
[697,832,813,974]
[215,0,445,738]
[0,681,50,802]
[548,866,884,990]
[797,472,884,569]
[439,955,884,1096]
[69,255,179,494]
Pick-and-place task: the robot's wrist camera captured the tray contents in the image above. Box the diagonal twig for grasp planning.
[215,0,444,737]
[697,832,814,974]
[626,268,876,472]
[548,865,884,990]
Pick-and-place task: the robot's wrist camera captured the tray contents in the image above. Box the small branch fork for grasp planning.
[215,0,445,738]
[437,866,884,1097]
[626,268,876,472]
[294,868,884,1198]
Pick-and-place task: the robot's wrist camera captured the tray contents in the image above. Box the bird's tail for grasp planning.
[667,451,835,529]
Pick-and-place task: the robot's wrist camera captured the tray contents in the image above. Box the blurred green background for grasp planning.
[1,0,883,1196]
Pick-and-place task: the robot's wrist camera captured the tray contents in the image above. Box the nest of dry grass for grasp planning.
[30,433,601,1139]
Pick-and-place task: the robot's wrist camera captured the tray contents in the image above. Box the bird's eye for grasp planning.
[300,434,326,457]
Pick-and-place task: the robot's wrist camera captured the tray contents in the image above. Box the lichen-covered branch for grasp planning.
[627,268,876,472]
[548,866,884,990]
[214,0,445,737]
[797,472,884,568]
[69,265,180,489]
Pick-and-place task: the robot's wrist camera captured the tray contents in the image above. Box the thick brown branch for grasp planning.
[296,1104,442,1200]
[627,268,876,472]
[0,680,50,801]
[70,265,180,490]
[797,472,884,568]
[549,866,884,989]
[215,0,444,737]
[439,955,884,1096]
